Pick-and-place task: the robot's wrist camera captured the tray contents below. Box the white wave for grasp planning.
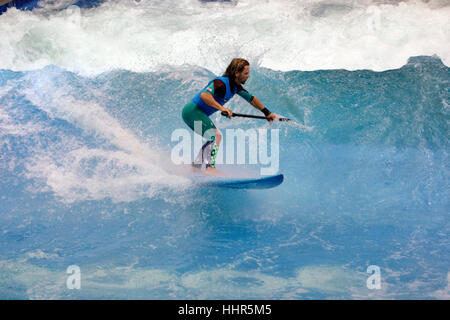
[0,0,448,75]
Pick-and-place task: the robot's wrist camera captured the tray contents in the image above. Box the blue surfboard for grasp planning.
[191,174,283,189]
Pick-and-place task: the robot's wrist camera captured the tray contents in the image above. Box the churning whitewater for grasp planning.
[0,0,449,299]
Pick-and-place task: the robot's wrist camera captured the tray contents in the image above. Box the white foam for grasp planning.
[0,0,448,75]
[430,272,450,299]
[3,250,443,299]
[0,106,45,137]
[18,71,191,203]
[0,256,368,299]
[26,249,60,260]
[25,147,184,202]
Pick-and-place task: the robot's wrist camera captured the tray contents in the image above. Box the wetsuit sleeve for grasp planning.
[237,85,254,103]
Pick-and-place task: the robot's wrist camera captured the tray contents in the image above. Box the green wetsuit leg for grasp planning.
[182,101,219,168]
[182,101,217,140]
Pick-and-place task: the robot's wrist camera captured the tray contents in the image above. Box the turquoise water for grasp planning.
[0,0,449,299]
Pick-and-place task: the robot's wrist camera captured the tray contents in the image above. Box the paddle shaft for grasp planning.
[221,111,291,122]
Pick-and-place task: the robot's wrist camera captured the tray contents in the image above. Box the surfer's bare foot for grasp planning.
[204,167,224,176]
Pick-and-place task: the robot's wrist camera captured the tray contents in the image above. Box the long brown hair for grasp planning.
[223,58,249,80]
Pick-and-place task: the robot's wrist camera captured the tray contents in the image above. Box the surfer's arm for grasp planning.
[250,96,276,121]
[200,92,232,117]
[238,87,275,121]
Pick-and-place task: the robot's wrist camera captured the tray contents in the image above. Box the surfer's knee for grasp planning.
[214,129,222,145]
[204,128,221,145]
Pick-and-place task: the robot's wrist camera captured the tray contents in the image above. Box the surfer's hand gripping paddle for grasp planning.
[221,111,291,122]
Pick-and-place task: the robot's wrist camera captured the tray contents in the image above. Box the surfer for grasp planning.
[182,58,276,175]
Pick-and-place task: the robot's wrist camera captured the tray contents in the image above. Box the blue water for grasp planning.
[0,1,449,300]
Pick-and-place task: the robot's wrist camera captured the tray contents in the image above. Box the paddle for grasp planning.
[221,111,291,122]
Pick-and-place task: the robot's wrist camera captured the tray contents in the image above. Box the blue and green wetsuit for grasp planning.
[182,76,254,168]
